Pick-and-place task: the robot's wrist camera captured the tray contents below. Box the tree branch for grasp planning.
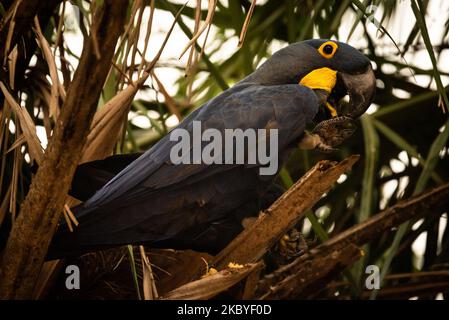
[256,182,449,299]
[212,155,360,269]
[0,0,129,299]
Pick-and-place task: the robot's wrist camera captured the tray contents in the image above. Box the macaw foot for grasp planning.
[299,116,356,153]
[298,131,337,153]
[278,228,308,259]
[313,116,356,146]
[313,115,354,131]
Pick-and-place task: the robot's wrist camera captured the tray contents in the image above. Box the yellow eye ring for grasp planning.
[318,41,338,59]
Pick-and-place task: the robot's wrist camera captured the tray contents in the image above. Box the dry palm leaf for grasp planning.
[161,262,262,300]
[178,0,217,59]
[151,72,182,121]
[0,82,44,164]
[238,0,257,48]
[81,83,139,163]
[140,245,158,300]
[34,17,65,119]
[185,0,201,76]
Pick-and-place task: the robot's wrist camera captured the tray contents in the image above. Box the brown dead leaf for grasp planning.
[34,17,63,119]
[81,84,139,163]
[178,0,217,59]
[0,82,44,164]
[140,246,158,300]
[161,262,262,300]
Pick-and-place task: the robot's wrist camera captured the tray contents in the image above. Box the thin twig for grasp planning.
[238,0,257,48]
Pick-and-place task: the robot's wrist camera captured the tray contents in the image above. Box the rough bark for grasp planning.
[161,262,264,300]
[212,155,360,269]
[0,0,129,299]
[256,182,449,299]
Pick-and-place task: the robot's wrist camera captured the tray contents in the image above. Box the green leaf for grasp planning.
[0,3,6,16]
[359,115,379,223]
[127,245,142,300]
[414,119,449,193]
[371,117,449,299]
[374,89,446,118]
[298,0,327,41]
[329,0,352,36]
[350,0,402,56]
[410,0,449,112]
[160,0,229,91]
[372,118,443,184]
[353,114,379,294]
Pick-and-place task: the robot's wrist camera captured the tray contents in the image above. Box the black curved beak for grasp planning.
[340,64,376,119]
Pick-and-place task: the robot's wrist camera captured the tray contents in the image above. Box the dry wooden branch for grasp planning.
[257,244,362,300]
[152,250,213,296]
[0,1,129,299]
[212,155,360,270]
[327,270,449,299]
[172,155,359,291]
[161,262,263,300]
[359,281,449,299]
[256,182,449,299]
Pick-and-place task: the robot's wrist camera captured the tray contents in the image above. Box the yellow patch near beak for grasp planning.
[325,102,338,117]
[299,67,337,93]
[299,67,338,117]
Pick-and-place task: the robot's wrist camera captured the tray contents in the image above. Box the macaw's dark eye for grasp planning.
[318,41,338,59]
[323,44,334,55]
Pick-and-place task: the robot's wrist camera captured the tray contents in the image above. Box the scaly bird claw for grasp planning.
[312,116,356,151]
[316,142,337,153]
[313,116,354,134]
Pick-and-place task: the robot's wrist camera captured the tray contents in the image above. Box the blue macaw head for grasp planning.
[243,39,376,119]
